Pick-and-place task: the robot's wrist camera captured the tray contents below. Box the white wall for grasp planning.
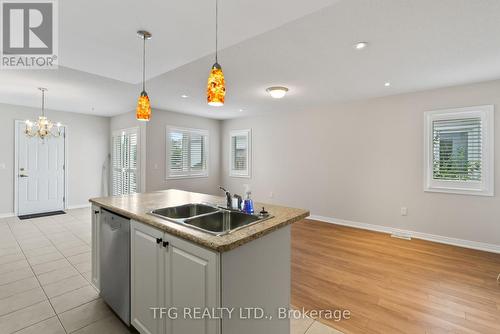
[110,109,222,196]
[146,109,222,195]
[0,103,110,214]
[221,79,500,246]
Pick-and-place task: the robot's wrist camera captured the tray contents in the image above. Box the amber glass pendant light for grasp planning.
[136,30,152,121]
[207,0,225,107]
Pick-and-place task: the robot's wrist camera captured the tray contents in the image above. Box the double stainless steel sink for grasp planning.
[149,203,272,236]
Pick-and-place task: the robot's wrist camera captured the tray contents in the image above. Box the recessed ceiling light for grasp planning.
[181,94,189,98]
[239,108,244,112]
[354,42,368,50]
[266,86,289,99]
[384,82,391,87]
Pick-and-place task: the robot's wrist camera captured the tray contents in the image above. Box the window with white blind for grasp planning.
[112,127,140,196]
[229,129,251,177]
[424,106,494,196]
[167,126,208,178]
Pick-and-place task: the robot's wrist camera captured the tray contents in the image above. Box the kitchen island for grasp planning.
[89,189,309,334]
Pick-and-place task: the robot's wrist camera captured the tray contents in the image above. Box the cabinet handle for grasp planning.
[163,241,169,248]
[94,210,99,214]
[156,238,162,244]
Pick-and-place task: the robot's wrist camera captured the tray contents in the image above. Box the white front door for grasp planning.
[16,121,65,215]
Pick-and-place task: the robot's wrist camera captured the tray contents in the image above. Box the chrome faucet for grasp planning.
[219,186,232,208]
[219,186,243,210]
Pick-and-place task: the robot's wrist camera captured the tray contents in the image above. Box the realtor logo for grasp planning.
[1,0,58,69]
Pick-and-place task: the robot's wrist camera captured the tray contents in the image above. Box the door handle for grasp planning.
[19,174,28,178]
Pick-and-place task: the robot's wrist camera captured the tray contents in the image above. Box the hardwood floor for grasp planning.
[291,219,500,334]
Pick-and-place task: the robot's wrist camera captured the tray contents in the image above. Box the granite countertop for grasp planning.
[89,189,309,252]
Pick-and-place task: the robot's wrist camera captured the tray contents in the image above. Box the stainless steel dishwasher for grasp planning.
[99,209,130,325]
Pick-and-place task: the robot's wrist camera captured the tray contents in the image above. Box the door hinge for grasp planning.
[63,196,65,202]
[63,164,65,171]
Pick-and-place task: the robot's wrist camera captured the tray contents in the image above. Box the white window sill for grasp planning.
[229,172,251,178]
[424,186,494,197]
[166,174,209,180]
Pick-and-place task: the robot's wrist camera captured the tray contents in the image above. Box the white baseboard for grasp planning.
[309,215,500,254]
[66,204,91,210]
[0,212,15,218]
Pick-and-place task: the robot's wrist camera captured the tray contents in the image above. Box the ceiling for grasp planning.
[1,0,500,119]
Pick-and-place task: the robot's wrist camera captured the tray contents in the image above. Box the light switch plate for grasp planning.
[400,207,408,216]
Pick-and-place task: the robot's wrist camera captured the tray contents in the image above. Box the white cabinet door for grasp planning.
[90,205,100,290]
[131,221,165,334]
[164,235,220,334]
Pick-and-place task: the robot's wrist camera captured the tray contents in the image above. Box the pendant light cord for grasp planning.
[142,35,146,92]
[215,0,218,64]
[41,89,45,117]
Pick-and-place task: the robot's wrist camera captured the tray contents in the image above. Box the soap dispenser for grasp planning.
[243,191,254,214]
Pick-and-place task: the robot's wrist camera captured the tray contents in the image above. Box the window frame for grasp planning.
[229,129,251,178]
[111,127,140,196]
[166,126,209,180]
[423,105,494,196]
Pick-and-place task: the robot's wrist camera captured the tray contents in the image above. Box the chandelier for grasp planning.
[25,88,61,139]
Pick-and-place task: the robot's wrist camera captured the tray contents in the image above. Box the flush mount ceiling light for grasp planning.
[136,30,152,121]
[354,42,368,50]
[206,0,226,107]
[384,82,391,87]
[24,88,62,139]
[181,94,189,98]
[266,86,289,99]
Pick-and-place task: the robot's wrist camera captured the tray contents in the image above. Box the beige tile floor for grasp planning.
[0,208,341,334]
